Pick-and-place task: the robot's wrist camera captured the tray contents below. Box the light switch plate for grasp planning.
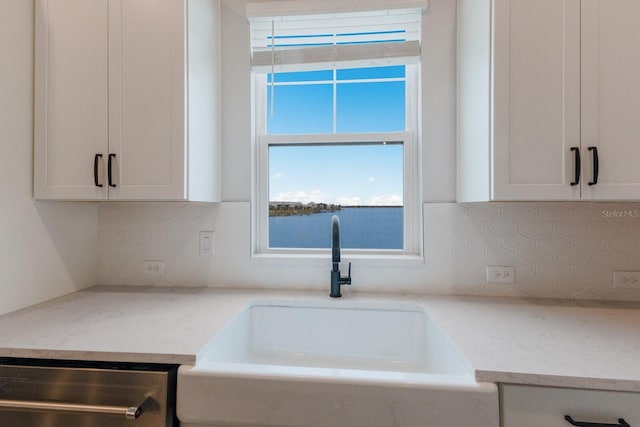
[200,231,215,256]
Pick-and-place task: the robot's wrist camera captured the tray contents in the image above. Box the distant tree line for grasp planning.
[268,201,342,217]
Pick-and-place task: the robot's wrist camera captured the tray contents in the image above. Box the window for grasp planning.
[268,141,405,250]
[249,1,425,256]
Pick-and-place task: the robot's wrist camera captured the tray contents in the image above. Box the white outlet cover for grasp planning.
[613,271,640,289]
[142,260,165,277]
[486,266,515,284]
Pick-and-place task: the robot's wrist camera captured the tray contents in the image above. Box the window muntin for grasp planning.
[266,68,406,135]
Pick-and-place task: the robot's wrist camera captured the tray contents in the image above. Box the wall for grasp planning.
[0,0,99,315]
[96,0,640,301]
[218,0,458,202]
[98,201,640,301]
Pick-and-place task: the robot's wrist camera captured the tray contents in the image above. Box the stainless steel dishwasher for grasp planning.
[0,358,177,427]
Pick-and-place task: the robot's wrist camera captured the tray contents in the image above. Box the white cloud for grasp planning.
[367,177,376,183]
[271,191,402,206]
[273,172,283,179]
[272,189,329,204]
[366,195,403,206]
[336,196,362,206]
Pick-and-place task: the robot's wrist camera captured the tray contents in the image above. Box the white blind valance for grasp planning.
[246,0,429,19]
[247,0,427,72]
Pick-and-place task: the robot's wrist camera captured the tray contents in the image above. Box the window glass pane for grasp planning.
[268,70,333,83]
[337,66,405,80]
[267,84,333,134]
[269,143,403,249]
[336,81,405,132]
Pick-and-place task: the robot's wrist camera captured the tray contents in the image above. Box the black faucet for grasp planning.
[330,215,351,298]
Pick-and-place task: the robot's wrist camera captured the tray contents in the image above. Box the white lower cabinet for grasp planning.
[501,384,640,426]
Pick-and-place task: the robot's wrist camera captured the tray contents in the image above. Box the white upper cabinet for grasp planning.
[34,0,110,200]
[34,0,220,202]
[458,0,640,202]
[581,0,640,200]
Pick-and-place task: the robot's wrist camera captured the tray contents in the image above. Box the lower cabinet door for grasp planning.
[501,384,639,427]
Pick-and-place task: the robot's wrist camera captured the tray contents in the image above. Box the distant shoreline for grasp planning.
[340,205,402,208]
[269,206,340,217]
[269,204,401,217]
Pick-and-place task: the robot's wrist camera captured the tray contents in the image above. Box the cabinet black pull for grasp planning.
[93,154,103,187]
[571,147,580,186]
[108,153,117,188]
[565,415,630,427]
[588,146,599,186]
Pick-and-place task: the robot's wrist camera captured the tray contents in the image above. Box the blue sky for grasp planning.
[269,143,403,206]
[267,66,405,206]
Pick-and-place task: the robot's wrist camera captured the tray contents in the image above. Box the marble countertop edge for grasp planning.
[0,347,196,365]
[1,286,639,393]
[475,371,640,393]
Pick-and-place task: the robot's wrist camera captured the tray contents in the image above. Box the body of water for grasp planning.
[269,207,403,249]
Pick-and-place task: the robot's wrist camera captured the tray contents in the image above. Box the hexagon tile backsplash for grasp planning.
[98,202,219,287]
[98,201,640,301]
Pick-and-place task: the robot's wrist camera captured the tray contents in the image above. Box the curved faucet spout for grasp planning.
[330,215,351,298]
[332,215,341,264]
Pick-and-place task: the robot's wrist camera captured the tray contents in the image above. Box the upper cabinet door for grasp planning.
[492,0,581,200]
[34,0,109,200]
[107,0,186,200]
[34,0,220,202]
[581,0,640,200]
[457,0,581,202]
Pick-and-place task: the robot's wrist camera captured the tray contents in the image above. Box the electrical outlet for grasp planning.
[142,260,165,277]
[486,266,515,284]
[613,271,640,289]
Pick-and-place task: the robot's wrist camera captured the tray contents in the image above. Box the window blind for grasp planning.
[247,0,428,72]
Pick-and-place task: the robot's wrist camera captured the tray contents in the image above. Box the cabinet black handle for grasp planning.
[571,147,580,186]
[94,154,103,187]
[565,415,630,427]
[588,146,599,186]
[108,153,117,188]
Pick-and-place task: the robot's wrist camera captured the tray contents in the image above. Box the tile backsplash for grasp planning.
[98,203,218,287]
[98,201,640,301]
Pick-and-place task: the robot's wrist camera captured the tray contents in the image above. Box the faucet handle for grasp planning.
[340,262,352,286]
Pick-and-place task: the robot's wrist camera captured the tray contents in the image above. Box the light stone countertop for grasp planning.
[0,286,639,392]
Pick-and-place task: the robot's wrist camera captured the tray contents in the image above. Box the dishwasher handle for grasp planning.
[0,395,154,420]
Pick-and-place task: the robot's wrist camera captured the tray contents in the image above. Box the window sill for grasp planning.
[250,251,425,265]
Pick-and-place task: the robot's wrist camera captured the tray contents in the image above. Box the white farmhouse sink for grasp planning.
[177,300,498,427]
[194,300,472,381]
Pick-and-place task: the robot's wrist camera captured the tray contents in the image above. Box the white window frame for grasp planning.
[251,64,422,257]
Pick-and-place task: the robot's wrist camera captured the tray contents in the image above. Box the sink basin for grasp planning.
[177,299,498,427]
[194,300,472,382]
